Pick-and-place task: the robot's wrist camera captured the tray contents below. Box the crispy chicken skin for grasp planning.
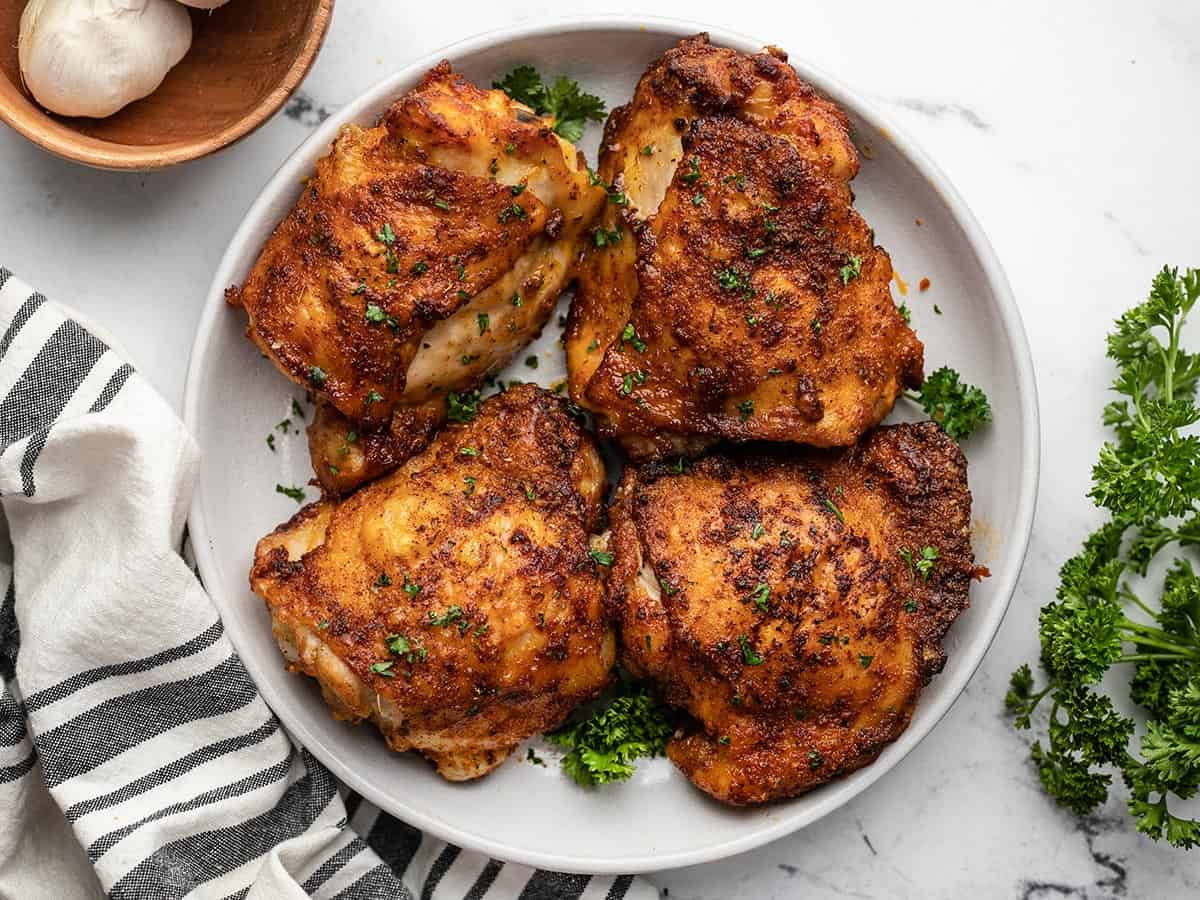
[229,62,606,493]
[607,422,972,804]
[567,35,923,459]
[250,385,616,780]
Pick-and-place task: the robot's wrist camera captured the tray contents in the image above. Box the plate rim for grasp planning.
[183,13,1041,874]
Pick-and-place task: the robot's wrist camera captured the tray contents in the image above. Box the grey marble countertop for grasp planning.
[3,1,1199,896]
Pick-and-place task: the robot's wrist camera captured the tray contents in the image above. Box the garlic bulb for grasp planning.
[175,0,231,8]
[19,0,193,119]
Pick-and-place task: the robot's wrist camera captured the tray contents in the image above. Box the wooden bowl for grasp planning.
[0,0,334,170]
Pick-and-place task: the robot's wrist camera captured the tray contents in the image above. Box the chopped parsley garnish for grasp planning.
[446,389,481,423]
[365,389,384,405]
[477,313,490,335]
[860,654,875,669]
[460,354,480,366]
[308,365,327,387]
[369,661,394,677]
[904,598,919,613]
[463,475,477,496]
[545,681,673,785]
[275,484,305,503]
[410,260,428,276]
[681,157,701,185]
[511,293,523,307]
[738,635,764,666]
[401,575,421,597]
[808,749,824,770]
[460,447,480,457]
[265,433,276,452]
[373,572,392,589]
[433,198,451,212]
[589,549,614,566]
[620,323,647,353]
[593,226,622,247]
[606,187,629,206]
[691,192,705,206]
[737,399,754,421]
[524,483,536,501]
[385,633,427,664]
[658,577,679,596]
[526,747,545,766]
[525,355,539,369]
[498,203,527,223]
[839,254,863,284]
[898,546,939,580]
[823,498,844,522]
[493,65,606,142]
[375,223,395,245]
[511,183,526,196]
[906,366,992,442]
[352,282,367,295]
[364,303,398,330]
[641,144,655,156]
[744,582,770,613]
[897,301,912,324]
[717,267,749,292]
[751,522,765,540]
[428,605,464,627]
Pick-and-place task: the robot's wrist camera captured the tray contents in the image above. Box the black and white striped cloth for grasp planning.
[0,268,654,900]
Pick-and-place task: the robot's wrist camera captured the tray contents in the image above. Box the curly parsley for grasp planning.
[545,682,674,786]
[493,66,606,143]
[906,366,992,442]
[1006,266,1200,849]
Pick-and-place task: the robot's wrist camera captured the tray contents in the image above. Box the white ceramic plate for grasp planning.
[184,16,1039,874]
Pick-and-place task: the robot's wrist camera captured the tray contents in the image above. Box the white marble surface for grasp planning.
[3,1,1199,896]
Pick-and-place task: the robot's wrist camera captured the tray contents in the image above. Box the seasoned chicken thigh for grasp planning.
[251,386,615,780]
[229,62,606,493]
[567,35,923,459]
[607,422,973,804]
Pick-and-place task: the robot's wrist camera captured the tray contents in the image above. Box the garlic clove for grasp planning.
[19,0,193,119]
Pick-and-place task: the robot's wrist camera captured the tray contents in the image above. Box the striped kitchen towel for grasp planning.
[0,267,654,900]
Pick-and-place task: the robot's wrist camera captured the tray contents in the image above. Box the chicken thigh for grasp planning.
[567,35,923,459]
[607,422,973,804]
[230,62,606,493]
[251,385,615,780]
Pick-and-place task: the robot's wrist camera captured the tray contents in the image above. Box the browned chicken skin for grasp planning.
[230,62,606,494]
[607,422,972,804]
[250,386,615,780]
[567,35,923,459]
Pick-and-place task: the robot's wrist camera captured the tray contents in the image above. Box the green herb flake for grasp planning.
[839,254,863,284]
[738,635,765,666]
[275,484,305,503]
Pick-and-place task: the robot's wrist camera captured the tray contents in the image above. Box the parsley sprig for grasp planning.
[1006,266,1200,849]
[545,681,674,786]
[906,366,992,442]
[493,66,606,143]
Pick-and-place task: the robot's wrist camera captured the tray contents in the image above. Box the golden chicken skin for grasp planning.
[250,385,616,780]
[606,422,973,804]
[566,35,923,460]
[229,61,606,494]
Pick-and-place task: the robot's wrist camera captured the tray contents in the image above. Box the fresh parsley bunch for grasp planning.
[1006,266,1200,849]
[493,65,606,143]
[545,680,674,786]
